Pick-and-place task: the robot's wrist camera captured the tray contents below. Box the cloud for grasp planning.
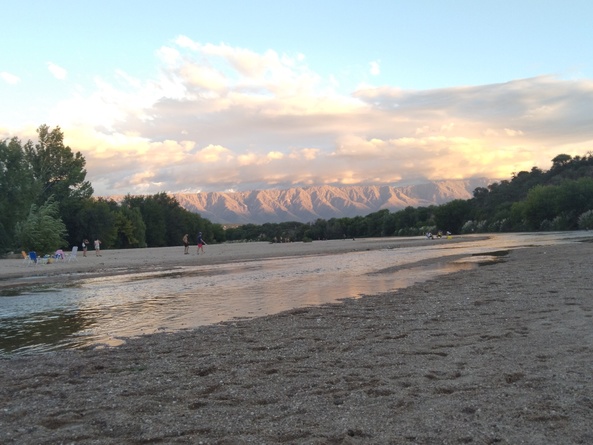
[267,151,284,160]
[198,144,233,162]
[47,62,67,80]
[1,71,20,84]
[370,61,381,76]
[35,41,593,196]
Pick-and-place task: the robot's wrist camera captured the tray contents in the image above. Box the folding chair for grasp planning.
[27,251,38,266]
[67,246,79,262]
[22,251,33,266]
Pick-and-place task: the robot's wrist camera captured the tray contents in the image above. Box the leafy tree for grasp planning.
[209,221,226,243]
[513,185,556,230]
[433,199,473,234]
[326,218,344,239]
[24,124,93,206]
[125,195,167,247]
[309,219,328,240]
[516,178,593,231]
[365,209,390,237]
[550,154,572,170]
[15,198,68,255]
[14,125,94,247]
[225,223,261,241]
[349,216,367,238]
[122,193,224,247]
[3,126,230,252]
[113,206,146,248]
[0,137,37,252]
[555,177,593,218]
[392,206,418,232]
[80,198,118,248]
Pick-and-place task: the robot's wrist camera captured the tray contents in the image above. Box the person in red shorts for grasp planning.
[197,232,206,254]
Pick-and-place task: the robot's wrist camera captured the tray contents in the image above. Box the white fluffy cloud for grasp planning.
[1,71,20,84]
[28,39,593,196]
[47,62,67,80]
[370,61,380,76]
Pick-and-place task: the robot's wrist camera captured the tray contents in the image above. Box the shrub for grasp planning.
[578,209,593,230]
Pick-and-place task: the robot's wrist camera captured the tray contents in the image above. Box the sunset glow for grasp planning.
[2,1,592,196]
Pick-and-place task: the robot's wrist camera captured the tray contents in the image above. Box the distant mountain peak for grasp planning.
[172,179,492,224]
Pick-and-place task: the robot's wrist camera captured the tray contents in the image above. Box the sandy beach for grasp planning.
[1,237,592,444]
[0,237,482,290]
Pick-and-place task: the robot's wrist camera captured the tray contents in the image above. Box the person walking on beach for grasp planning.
[182,233,189,255]
[197,232,206,254]
[82,239,89,257]
[94,238,102,256]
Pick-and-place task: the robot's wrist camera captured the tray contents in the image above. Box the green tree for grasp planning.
[210,221,226,243]
[0,137,36,252]
[122,193,222,247]
[555,177,593,219]
[15,198,68,255]
[113,206,146,248]
[550,154,572,171]
[126,195,167,247]
[365,209,390,237]
[82,198,118,248]
[24,125,93,206]
[520,185,561,230]
[433,199,473,234]
[392,207,418,233]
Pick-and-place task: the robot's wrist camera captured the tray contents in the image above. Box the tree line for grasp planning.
[0,125,224,256]
[225,152,593,242]
[3,125,593,256]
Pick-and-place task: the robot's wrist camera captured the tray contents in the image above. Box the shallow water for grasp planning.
[0,232,589,355]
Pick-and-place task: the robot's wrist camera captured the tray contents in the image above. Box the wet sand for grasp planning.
[1,239,592,444]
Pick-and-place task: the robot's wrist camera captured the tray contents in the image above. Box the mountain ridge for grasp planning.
[168,179,492,224]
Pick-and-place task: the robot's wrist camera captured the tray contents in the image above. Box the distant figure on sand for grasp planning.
[94,238,102,256]
[197,232,206,254]
[82,239,89,257]
[182,234,189,255]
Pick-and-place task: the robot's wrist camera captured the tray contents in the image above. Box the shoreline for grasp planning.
[0,236,485,290]
[1,240,592,443]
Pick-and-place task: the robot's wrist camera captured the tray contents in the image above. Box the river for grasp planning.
[0,231,589,355]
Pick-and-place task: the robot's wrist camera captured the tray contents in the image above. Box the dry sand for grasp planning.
[1,238,592,444]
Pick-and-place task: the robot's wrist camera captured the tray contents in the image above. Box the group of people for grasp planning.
[81,238,101,257]
[183,232,207,255]
[34,233,207,262]
[69,233,204,258]
[28,237,101,264]
[425,230,452,240]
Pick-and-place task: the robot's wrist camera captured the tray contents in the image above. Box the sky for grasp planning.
[1,1,593,197]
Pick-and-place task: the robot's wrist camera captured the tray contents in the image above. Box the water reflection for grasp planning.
[1,232,589,355]
[0,309,95,354]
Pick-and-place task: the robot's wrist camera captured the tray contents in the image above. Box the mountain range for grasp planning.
[171,178,492,225]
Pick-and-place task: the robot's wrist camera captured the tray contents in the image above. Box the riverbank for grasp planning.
[0,236,481,290]
[1,240,592,444]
